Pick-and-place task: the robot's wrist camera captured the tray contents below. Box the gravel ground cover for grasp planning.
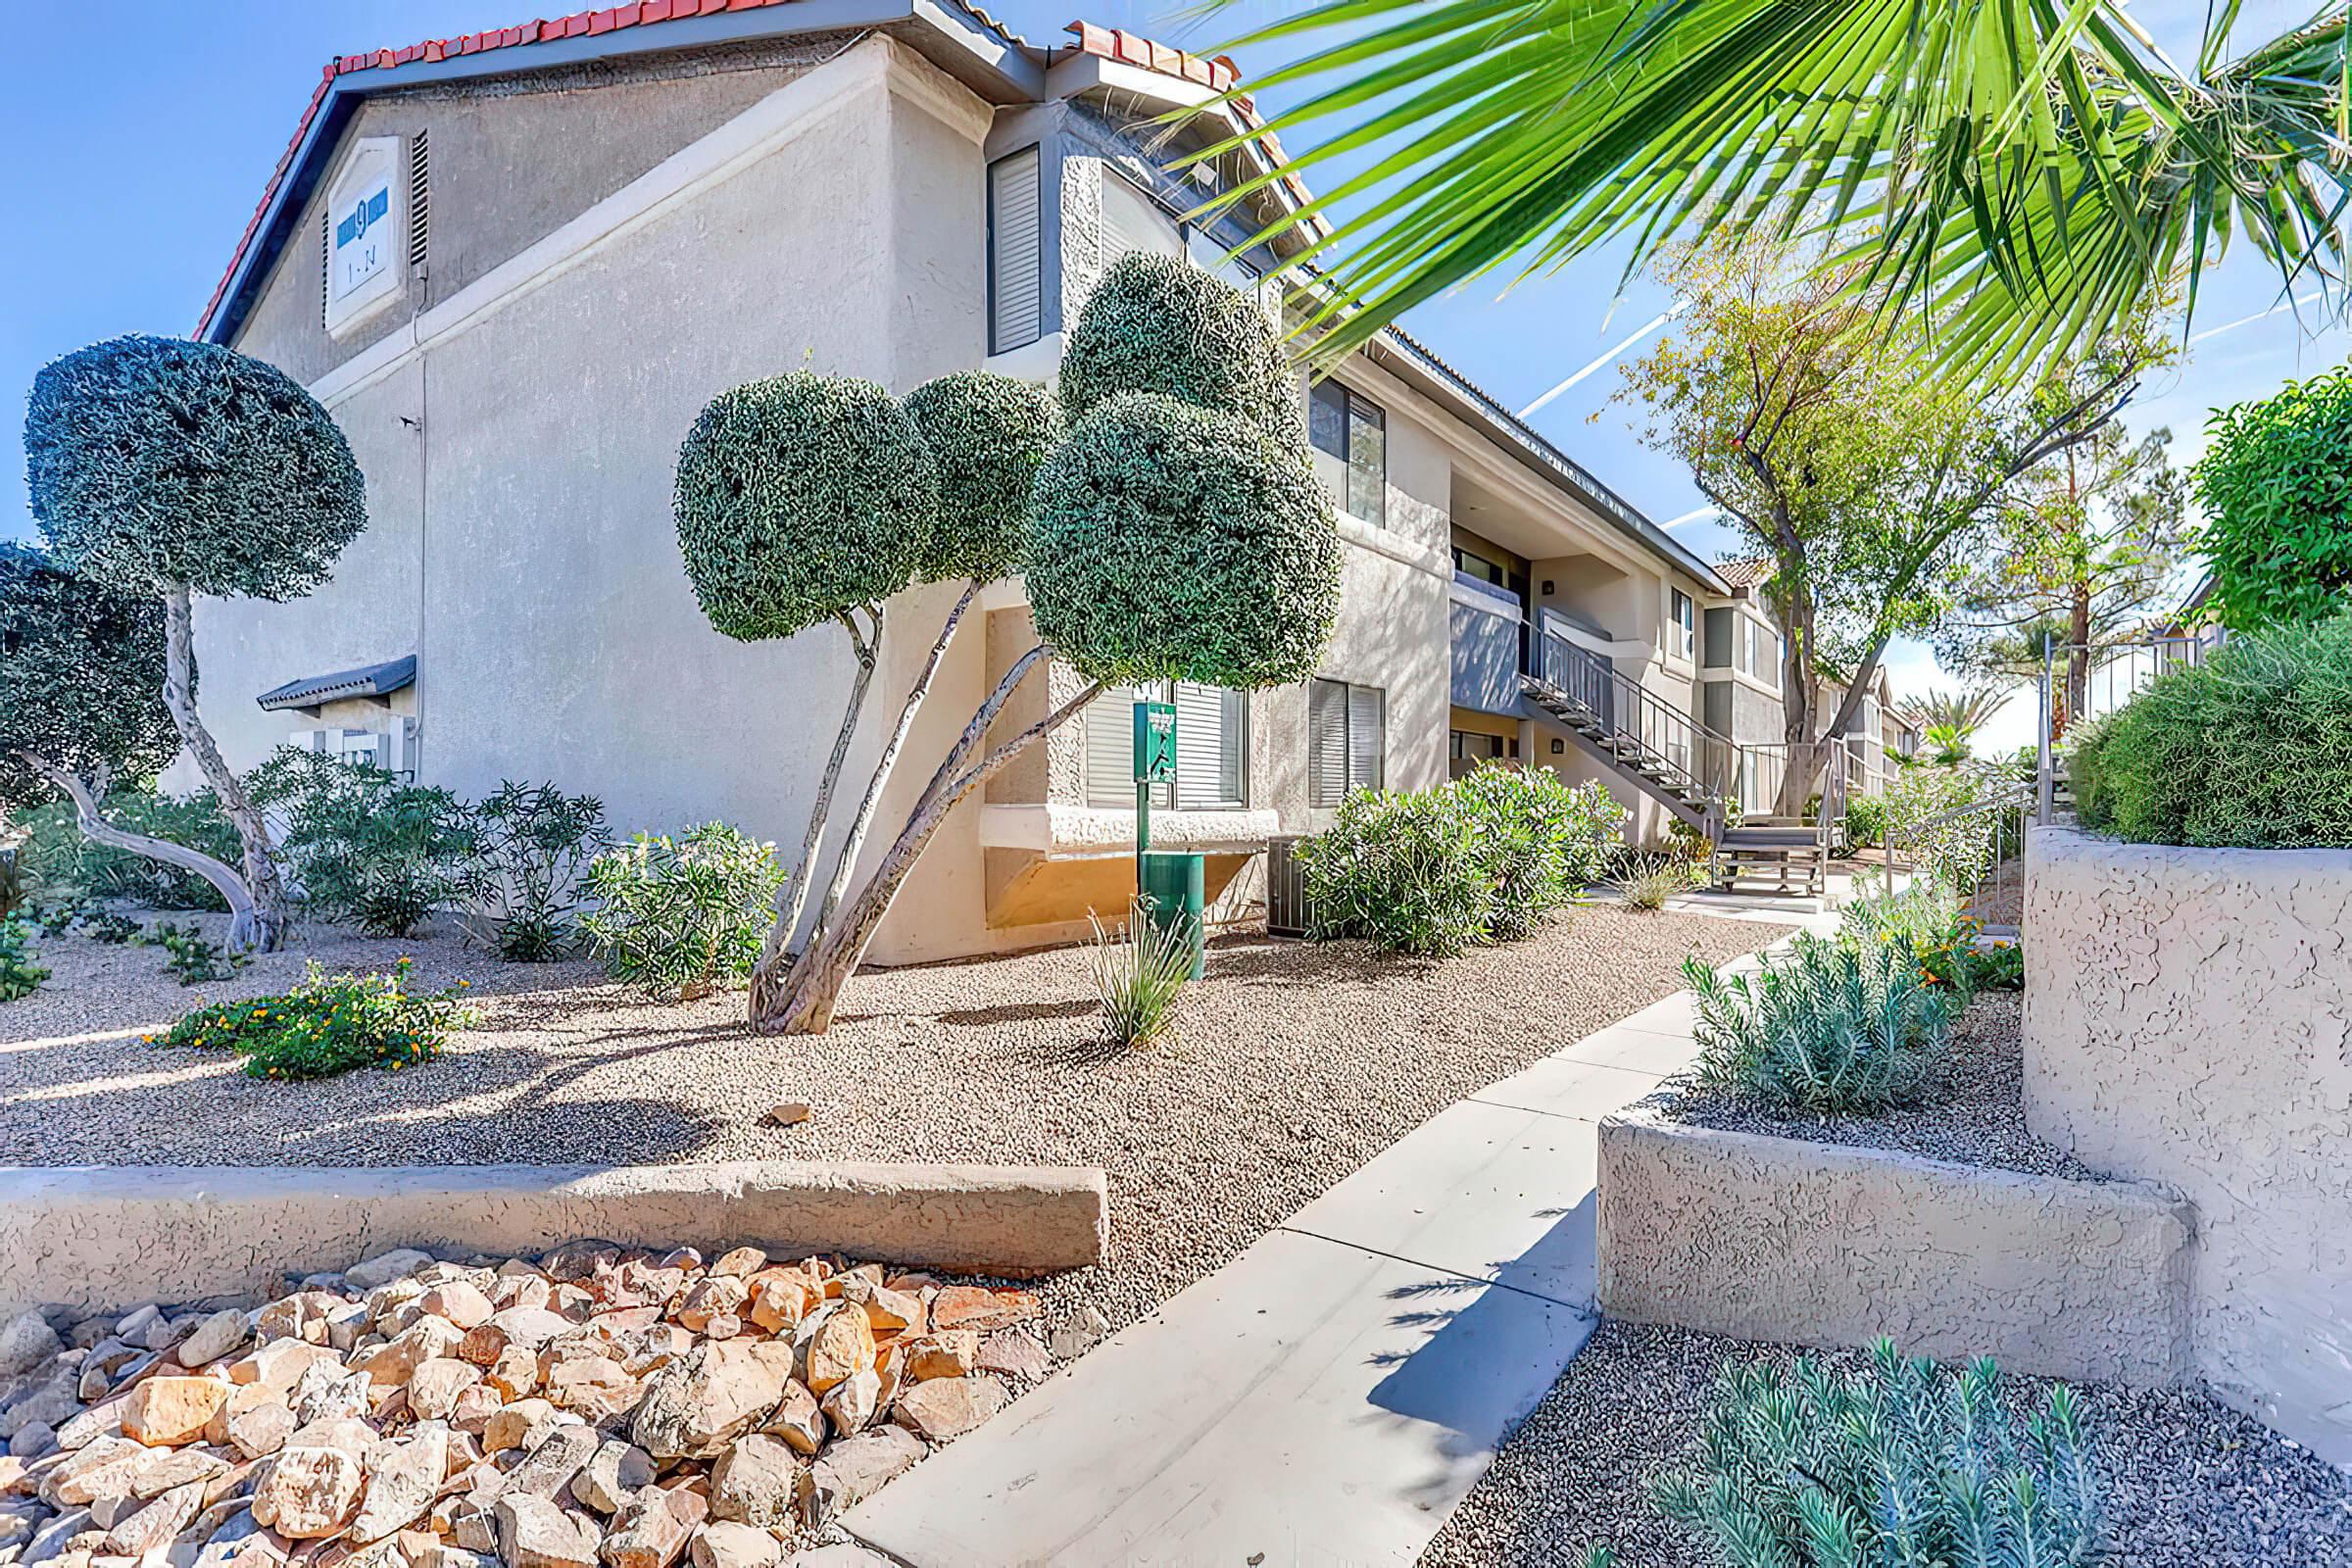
[0,906,1790,1348]
[1423,1321,2352,1568]
[1658,991,2097,1179]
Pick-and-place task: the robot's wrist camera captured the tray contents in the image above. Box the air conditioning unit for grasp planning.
[296,716,418,778]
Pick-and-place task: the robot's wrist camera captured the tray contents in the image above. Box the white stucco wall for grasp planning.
[2025,824,2352,1462]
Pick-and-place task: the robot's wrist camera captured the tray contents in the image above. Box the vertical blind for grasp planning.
[1310,680,1385,808]
[988,148,1042,352]
[1083,683,1246,808]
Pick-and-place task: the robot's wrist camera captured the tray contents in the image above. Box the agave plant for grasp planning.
[1192,1,2351,381]
[1684,932,1951,1112]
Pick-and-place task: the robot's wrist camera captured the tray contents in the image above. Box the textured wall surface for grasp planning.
[0,1160,1109,1316]
[1596,1110,2197,1384]
[2025,825,2352,1462]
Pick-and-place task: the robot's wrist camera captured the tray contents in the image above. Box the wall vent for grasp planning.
[408,129,430,273]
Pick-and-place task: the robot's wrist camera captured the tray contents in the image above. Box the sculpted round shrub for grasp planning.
[1027,393,1341,688]
[1058,252,1304,445]
[0,544,175,809]
[25,336,367,600]
[902,371,1058,583]
[674,373,939,641]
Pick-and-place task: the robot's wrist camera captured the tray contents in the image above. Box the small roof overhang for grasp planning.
[257,655,416,713]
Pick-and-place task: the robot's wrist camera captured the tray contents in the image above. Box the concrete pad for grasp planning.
[1555,1022,1703,1078]
[1285,1100,1604,1309]
[1473,1054,1672,1122]
[845,1229,1594,1568]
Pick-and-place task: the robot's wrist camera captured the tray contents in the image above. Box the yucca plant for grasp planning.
[1685,933,1950,1113]
[1087,899,1198,1049]
[1650,1339,2102,1567]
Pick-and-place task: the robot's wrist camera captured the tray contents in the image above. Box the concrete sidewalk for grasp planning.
[842,934,1811,1568]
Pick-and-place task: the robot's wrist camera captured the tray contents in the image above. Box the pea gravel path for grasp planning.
[1662,991,2100,1179]
[1421,1321,2352,1568]
[0,906,1788,1348]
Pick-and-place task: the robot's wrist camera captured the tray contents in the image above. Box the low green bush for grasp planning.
[1086,900,1195,1048]
[1297,766,1627,955]
[152,919,249,986]
[2070,612,2352,848]
[249,749,472,938]
[1643,1339,2102,1567]
[1971,939,2025,991]
[1614,851,1697,912]
[1880,764,2007,895]
[1840,876,1981,1001]
[157,957,477,1079]
[0,919,47,1002]
[1685,932,1951,1113]
[459,781,611,961]
[11,790,239,909]
[1843,791,1887,850]
[580,823,786,1001]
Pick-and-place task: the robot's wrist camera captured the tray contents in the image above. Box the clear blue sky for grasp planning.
[4,0,2344,747]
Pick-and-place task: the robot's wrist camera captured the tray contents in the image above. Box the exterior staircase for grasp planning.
[1520,628,1841,900]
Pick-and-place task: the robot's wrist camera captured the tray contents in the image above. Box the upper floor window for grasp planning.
[1669,588,1695,662]
[987,147,1044,354]
[1309,381,1387,527]
[1083,682,1248,809]
[1309,678,1385,808]
[1102,172,1182,261]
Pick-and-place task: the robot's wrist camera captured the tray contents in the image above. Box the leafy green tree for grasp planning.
[1935,419,2189,737]
[0,545,263,916]
[24,335,368,950]
[1619,234,2160,812]
[691,255,1340,1034]
[2192,363,2352,631]
[1191,0,2347,380]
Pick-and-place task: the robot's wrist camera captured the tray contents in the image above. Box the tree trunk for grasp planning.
[760,665,1101,1037]
[748,609,878,1023]
[21,756,260,932]
[2063,586,2092,741]
[1771,591,1820,818]
[159,587,284,952]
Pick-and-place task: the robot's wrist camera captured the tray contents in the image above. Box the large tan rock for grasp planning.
[686,1522,776,1568]
[818,1372,879,1441]
[179,1310,253,1369]
[705,1437,795,1530]
[896,1334,978,1383]
[669,1281,745,1337]
[485,1348,540,1400]
[252,1445,367,1538]
[354,1319,466,1389]
[230,1340,339,1395]
[499,1425,601,1503]
[797,1312,871,1397]
[795,1429,923,1527]
[44,1437,144,1506]
[758,1382,822,1459]
[926,1289,1039,1335]
[127,1447,229,1499]
[599,1484,706,1568]
[123,1378,233,1446]
[889,1376,1007,1444]
[410,1360,483,1422]
[494,1494,601,1568]
[568,1441,652,1516]
[544,1358,633,1422]
[105,1479,206,1556]
[483,1401,559,1456]
[417,1286,495,1333]
[349,1423,447,1544]
[973,1328,1051,1384]
[629,1345,793,1462]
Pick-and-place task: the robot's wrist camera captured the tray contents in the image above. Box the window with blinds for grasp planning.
[1082,683,1247,809]
[1309,679,1386,808]
[987,147,1043,353]
[1101,172,1182,262]
[1308,382,1387,526]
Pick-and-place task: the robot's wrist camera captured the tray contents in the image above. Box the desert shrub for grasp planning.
[674,372,938,642]
[1649,1339,2101,1567]
[1296,787,1492,956]
[581,823,786,1001]
[1028,393,1341,689]
[0,919,47,1002]
[2193,364,2352,630]
[1843,791,1888,850]
[1615,851,1696,911]
[84,909,144,946]
[10,791,239,910]
[1086,900,1196,1048]
[1971,939,2025,991]
[901,371,1059,584]
[1057,251,1305,445]
[1840,876,1981,1001]
[1685,933,1951,1113]
[459,782,611,962]
[0,854,26,923]
[1453,766,1617,939]
[2070,612,2352,848]
[153,919,249,985]
[248,750,471,937]
[1880,764,2004,894]
[158,957,476,1079]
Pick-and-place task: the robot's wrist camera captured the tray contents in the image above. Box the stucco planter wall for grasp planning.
[2026,824,2352,1464]
[1595,1109,2196,1385]
[0,1159,1108,1317]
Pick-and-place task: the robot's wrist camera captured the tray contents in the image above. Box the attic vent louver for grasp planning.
[408,129,430,272]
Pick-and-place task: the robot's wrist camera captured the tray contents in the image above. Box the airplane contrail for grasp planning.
[2186,290,2325,346]
[1518,301,1692,419]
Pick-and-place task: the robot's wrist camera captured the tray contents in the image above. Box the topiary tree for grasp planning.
[753,270,1341,1035]
[1056,251,1304,446]
[24,335,369,951]
[676,369,1061,1025]
[0,544,262,916]
[2193,364,2352,631]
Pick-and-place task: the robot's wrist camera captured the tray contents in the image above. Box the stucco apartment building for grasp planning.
[180,0,1789,964]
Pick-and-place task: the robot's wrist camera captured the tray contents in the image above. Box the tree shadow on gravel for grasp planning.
[930,998,1098,1028]
[268,1092,728,1166]
[1203,939,1435,989]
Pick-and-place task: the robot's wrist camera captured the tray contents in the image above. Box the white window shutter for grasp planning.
[1172,685,1245,808]
[1083,686,1138,808]
[1309,680,1348,808]
[1102,173,1181,262]
[988,148,1042,352]
[1348,685,1386,792]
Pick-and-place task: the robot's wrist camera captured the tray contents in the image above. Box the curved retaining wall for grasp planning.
[0,1159,1109,1316]
[2026,824,2352,1464]
[1595,1110,2196,1385]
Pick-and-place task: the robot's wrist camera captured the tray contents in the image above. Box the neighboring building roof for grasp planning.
[1715,557,1774,591]
[257,655,417,711]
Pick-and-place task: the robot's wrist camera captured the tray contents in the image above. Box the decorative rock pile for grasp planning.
[0,1243,1066,1568]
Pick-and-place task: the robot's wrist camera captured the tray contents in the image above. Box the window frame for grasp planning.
[1309,678,1387,808]
[1308,382,1389,528]
[1669,587,1696,662]
[986,146,1045,355]
[1082,680,1250,811]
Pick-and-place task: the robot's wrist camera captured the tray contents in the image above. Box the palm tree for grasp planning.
[1902,687,2008,763]
[1194,1,2351,379]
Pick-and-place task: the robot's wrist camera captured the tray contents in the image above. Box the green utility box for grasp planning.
[1139,851,1206,981]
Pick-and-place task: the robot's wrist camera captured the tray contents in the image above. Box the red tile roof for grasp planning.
[198,4,1314,341]
[1715,556,1774,591]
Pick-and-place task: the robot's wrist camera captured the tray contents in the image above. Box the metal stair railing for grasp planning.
[1526,624,1747,833]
